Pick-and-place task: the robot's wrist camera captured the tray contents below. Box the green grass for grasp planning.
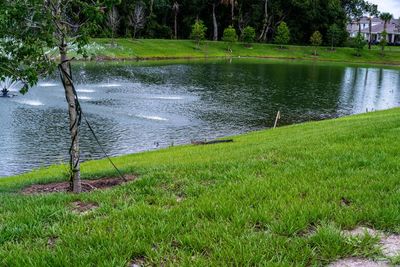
[1,108,400,265]
[89,38,400,66]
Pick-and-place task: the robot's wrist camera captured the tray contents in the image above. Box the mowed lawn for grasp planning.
[1,108,400,266]
[91,38,400,66]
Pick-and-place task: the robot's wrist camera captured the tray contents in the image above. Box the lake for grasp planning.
[1,59,399,177]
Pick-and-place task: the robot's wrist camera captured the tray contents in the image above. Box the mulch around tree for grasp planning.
[21,175,136,195]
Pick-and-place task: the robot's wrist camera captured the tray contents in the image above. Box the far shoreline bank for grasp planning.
[73,38,400,68]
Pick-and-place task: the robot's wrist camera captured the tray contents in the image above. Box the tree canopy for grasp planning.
[85,0,378,46]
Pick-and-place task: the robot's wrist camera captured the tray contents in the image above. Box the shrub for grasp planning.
[353,33,366,57]
[380,31,388,56]
[274,22,290,49]
[310,31,323,56]
[241,26,256,47]
[190,20,207,49]
[223,26,238,51]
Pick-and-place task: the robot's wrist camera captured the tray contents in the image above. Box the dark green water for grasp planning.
[1,59,399,176]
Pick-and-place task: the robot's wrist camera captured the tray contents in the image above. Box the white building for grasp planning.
[347,16,400,44]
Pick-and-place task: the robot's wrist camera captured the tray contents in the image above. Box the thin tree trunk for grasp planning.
[368,18,372,49]
[258,0,269,41]
[174,14,178,39]
[212,3,218,41]
[59,39,81,194]
[231,0,234,25]
[150,0,154,15]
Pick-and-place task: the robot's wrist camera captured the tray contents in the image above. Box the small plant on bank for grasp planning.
[380,31,388,56]
[310,31,323,56]
[327,24,341,51]
[274,22,290,49]
[353,33,366,57]
[190,20,207,49]
[223,26,238,52]
[241,26,256,48]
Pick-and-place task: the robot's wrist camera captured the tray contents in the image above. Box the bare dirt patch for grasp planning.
[47,236,59,249]
[342,226,400,259]
[71,201,99,214]
[129,256,146,267]
[343,227,383,238]
[22,175,136,195]
[380,234,400,257]
[328,257,389,267]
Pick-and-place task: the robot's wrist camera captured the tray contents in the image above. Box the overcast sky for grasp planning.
[369,0,400,18]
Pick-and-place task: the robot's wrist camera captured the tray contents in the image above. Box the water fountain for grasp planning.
[0,77,21,98]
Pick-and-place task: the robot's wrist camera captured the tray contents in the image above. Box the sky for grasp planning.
[369,0,400,18]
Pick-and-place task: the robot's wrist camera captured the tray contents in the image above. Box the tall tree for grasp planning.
[365,3,378,49]
[107,5,120,46]
[344,0,367,33]
[212,0,219,40]
[221,0,234,25]
[379,13,393,45]
[258,0,269,41]
[172,1,180,39]
[0,0,104,193]
[129,2,146,39]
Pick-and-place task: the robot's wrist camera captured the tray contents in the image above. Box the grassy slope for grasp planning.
[1,108,400,266]
[92,38,400,66]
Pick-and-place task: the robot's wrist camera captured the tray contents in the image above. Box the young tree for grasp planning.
[172,2,180,39]
[191,20,207,49]
[129,2,146,39]
[0,0,104,193]
[107,5,120,46]
[310,31,323,56]
[354,32,366,57]
[327,24,341,51]
[241,26,256,47]
[274,22,290,49]
[380,31,388,56]
[222,26,238,51]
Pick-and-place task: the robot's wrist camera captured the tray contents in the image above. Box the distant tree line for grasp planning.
[96,0,385,46]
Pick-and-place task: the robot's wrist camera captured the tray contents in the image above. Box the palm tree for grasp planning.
[380,12,393,31]
[380,13,393,44]
[366,4,378,49]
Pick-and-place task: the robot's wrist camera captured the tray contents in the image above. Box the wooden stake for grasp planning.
[274,111,281,129]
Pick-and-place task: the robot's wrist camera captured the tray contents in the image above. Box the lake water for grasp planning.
[1,59,399,177]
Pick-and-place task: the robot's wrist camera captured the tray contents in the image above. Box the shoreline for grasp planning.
[76,38,400,68]
[0,107,396,181]
[84,55,400,68]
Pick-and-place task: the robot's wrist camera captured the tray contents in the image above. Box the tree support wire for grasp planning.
[58,60,127,184]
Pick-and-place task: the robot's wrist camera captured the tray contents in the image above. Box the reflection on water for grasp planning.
[0,60,399,177]
[339,67,400,114]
